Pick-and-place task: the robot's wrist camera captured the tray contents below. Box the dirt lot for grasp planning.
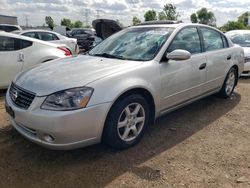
[0,79,249,188]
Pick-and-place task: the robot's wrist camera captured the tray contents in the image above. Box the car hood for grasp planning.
[14,55,142,96]
[92,19,122,39]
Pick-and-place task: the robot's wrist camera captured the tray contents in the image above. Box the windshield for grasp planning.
[89,27,174,61]
[227,33,250,47]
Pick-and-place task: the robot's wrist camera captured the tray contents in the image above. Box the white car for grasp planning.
[0,32,70,89]
[226,30,250,76]
[13,30,79,55]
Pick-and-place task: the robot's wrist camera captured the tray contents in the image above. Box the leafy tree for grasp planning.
[163,3,179,20]
[158,11,167,20]
[45,16,55,30]
[132,16,141,25]
[190,8,216,26]
[220,21,246,32]
[144,10,157,21]
[238,12,250,27]
[61,18,73,28]
[190,13,198,23]
[74,20,83,28]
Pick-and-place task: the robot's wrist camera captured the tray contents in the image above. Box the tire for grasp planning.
[103,94,150,149]
[219,67,237,98]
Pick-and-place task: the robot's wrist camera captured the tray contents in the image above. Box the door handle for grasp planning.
[199,63,207,70]
[17,52,24,62]
[227,55,231,60]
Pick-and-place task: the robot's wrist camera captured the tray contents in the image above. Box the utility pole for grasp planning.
[96,9,101,19]
[84,8,90,27]
[25,15,29,27]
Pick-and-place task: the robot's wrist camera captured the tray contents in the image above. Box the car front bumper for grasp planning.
[5,90,111,150]
[241,61,250,76]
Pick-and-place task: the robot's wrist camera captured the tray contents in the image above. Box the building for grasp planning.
[0,15,18,25]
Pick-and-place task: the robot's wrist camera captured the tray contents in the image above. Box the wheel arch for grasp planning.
[101,87,156,143]
[231,64,239,85]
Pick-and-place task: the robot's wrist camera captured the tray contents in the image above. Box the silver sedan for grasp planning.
[5,23,244,150]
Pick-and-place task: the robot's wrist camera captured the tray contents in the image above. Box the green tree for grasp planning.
[191,8,216,26]
[74,20,83,28]
[238,12,250,27]
[144,10,157,21]
[45,16,55,30]
[132,16,141,25]
[61,18,73,28]
[163,3,179,20]
[158,11,167,20]
[190,13,198,23]
[220,21,246,32]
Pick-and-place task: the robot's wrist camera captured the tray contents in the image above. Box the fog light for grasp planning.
[43,134,55,143]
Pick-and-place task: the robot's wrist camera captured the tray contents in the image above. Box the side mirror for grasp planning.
[166,49,191,61]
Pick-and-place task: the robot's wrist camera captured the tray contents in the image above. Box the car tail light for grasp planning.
[57,47,72,56]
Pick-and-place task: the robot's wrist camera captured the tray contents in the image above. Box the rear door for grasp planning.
[199,27,231,91]
[160,27,207,110]
[0,36,25,88]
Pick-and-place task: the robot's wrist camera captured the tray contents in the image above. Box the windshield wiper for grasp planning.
[92,53,125,60]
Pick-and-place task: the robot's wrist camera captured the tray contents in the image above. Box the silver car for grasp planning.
[5,23,244,150]
[226,30,250,76]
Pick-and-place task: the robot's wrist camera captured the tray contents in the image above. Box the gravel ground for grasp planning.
[0,79,249,188]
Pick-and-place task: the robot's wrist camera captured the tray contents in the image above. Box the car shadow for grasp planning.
[0,92,241,187]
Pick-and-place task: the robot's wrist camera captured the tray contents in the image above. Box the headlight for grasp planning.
[41,87,93,111]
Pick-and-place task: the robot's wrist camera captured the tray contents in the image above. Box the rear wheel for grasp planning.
[103,94,150,149]
[219,67,237,98]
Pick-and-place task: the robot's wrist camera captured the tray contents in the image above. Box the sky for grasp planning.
[1,0,250,27]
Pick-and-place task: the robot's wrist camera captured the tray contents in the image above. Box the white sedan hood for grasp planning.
[14,55,142,96]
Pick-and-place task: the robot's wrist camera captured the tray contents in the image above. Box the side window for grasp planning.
[38,32,58,41]
[167,27,201,54]
[0,37,32,51]
[52,33,59,40]
[0,36,15,51]
[221,35,229,48]
[22,32,36,39]
[81,30,87,34]
[201,27,223,51]
[20,39,33,49]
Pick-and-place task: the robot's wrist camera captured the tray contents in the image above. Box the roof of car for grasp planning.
[0,24,20,27]
[0,31,62,47]
[226,30,250,34]
[15,29,60,34]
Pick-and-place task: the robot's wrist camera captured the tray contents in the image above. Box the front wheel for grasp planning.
[219,67,237,98]
[103,94,150,149]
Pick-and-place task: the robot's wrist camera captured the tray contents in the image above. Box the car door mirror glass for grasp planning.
[166,49,191,61]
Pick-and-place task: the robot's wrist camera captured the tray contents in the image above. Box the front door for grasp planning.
[159,27,207,111]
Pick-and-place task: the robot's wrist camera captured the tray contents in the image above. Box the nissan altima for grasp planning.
[5,22,244,150]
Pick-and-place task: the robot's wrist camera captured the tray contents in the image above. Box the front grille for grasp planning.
[9,83,36,110]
